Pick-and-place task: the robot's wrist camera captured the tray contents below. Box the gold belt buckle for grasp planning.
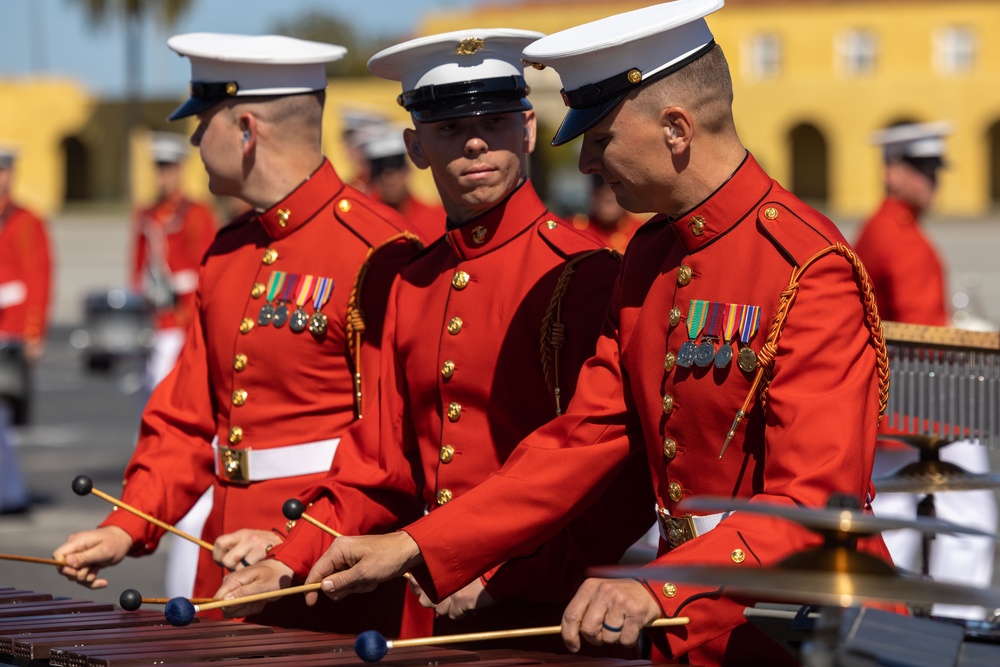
[218,446,250,485]
[658,508,696,549]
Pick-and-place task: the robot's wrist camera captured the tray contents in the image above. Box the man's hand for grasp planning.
[419,577,496,620]
[52,526,133,589]
[213,559,294,618]
[561,578,661,652]
[214,529,281,570]
[303,532,422,606]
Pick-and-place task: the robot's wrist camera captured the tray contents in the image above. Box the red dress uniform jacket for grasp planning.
[270,181,653,637]
[853,197,948,327]
[0,197,52,344]
[130,195,217,331]
[101,160,424,634]
[369,190,446,244]
[402,154,895,665]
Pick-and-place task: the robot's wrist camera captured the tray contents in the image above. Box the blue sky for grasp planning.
[0,0,497,99]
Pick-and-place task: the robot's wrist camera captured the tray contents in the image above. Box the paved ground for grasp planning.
[1,209,998,611]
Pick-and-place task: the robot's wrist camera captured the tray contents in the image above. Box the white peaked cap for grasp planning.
[521,0,725,145]
[150,132,189,164]
[362,126,408,161]
[166,33,347,121]
[872,121,952,161]
[368,28,544,123]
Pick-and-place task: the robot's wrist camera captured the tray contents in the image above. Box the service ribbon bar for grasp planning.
[705,302,725,338]
[312,276,334,311]
[296,275,316,308]
[738,304,760,343]
[723,303,741,342]
[266,271,286,302]
[279,273,299,302]
[687,300,708,340]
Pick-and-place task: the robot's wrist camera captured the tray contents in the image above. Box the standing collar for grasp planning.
[257,159,344,239]
[447,180,550,260]
[669,151,773,253]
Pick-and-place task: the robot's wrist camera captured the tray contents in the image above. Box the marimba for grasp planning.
[0,588,663,666]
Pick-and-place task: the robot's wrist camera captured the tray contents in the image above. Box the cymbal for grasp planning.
[677,496,995,538]
[874,460,1000,493]
[591,563,1000,609]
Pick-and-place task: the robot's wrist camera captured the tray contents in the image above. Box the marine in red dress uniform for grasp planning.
[54,33,426,635]
[571,174,645,254]
[0,148,52,512]
[220,29,652,643]
[305,5,900,665]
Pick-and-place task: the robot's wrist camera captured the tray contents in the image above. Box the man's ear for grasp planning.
[662,106,693,154]
[238,113,257,155]
[522,110,537,154]
[403,128,429,169]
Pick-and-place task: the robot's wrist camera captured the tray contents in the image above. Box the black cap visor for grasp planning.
[551,92,629,147]
[402,76,531,123]
[168,95,220,121]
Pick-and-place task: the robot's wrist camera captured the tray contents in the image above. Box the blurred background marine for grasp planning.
[856,121,998,620]
[0,146,53,514]
[570,174,644,254]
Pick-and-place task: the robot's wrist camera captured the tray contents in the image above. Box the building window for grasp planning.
[744,33,782,80]
[935,26,976,75]
[837,29,878,76]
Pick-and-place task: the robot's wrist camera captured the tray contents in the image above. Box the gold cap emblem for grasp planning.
[627,68,642,84]
[456,38,485,56]
[225,82,238,95]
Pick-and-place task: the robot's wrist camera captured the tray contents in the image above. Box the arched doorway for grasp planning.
[988,120,1000,209]
[61,136,89,201]
[788,123,828,208]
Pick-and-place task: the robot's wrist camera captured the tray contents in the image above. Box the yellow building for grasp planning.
[4,0,1000,219]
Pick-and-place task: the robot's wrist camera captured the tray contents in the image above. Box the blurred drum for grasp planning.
[70,288,155,373]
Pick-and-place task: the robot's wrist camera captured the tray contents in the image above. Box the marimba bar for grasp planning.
[0,588,665,666]
[883,321,1000,448]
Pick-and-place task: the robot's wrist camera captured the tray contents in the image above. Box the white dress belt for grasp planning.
[656,505,733,548]
[211,435,340,483]
[0,281,27,309]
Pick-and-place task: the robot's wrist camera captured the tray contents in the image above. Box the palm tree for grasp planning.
[73,0,194,202]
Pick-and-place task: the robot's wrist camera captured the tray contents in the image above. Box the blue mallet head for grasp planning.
[164,597,196,626]
[355,630,389,662]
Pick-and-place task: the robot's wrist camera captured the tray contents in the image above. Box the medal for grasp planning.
[271,274,298,329]
[257,303,274,326]
[715,344,734,368]
[694,340,715,367]
[309,276,334,337]
[736,304,761,373]
[290,274,316,333]
[677,300,707,368]
[676,341,697,368]
[309,311,328,335]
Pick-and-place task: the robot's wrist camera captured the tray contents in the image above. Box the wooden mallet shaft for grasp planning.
[145,596,212,605]
[388,618,690,649]
[73,476,213,552]
[281,499,414,582]
[193,582,322,612]
[0,553,65,567]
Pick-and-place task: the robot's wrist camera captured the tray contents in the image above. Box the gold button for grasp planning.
[276,208,290,228]
[669,307,682,327]
[338,199,352,213]
[662,394,674,414]
[447,402,462,422]
[262,248,278,265]
[764,206,778,220]
[239,318,254,334]
[251,283,266,299]
[545,220,558,230]
[232,389,248,407]
[677,265,692,286]
[285,520,296,531]
[663,438,677,459]
[668,481,683,501]
[441,360,455,379]
[664,352,676,372]
[690,215,705,236]
[437,488,453,505]
[447,317,463,335]
[452,271,470,290]
[731,549,746,564]
[233,354,248,372]
[662,582,677,598]
[228,426,244,444]
[439,444,455,463]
